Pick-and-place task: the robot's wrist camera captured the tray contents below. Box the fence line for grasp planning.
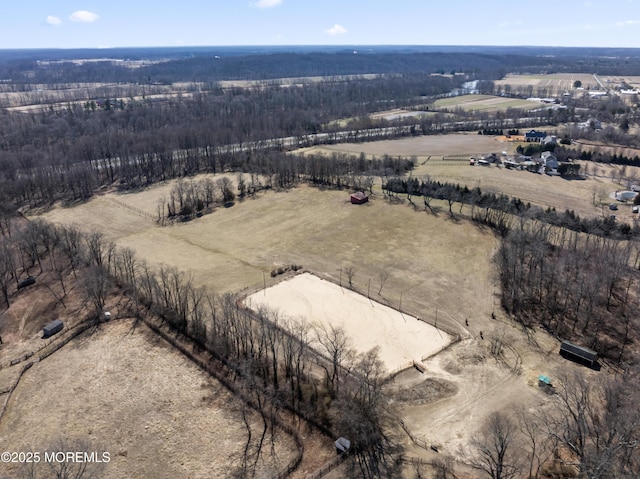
[0,360,35,424]
[138,314,307,479]
[239,268,463,381]
[0,318,93,371]
[101,196,156,220]
[399,418,431,452]
[305,455,344,479]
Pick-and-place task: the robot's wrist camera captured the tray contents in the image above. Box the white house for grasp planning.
[541,151,559,170]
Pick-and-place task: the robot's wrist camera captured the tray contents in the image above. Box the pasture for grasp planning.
[41,182,498,339]
[494,73,599,94]
[0,319,299,479]
[430,94,542,112]
[39,177,509,470]
[245,273,452,374]
[36,131,627,473]
[309,132,634,220]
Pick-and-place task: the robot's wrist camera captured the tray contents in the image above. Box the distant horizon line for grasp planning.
[2,44,640,51]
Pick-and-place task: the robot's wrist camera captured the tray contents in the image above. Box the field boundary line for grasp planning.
[239,268,463,381]
[100,196,156,221]
[0,360,35,424]
[305,455,345,479]
[138,313,308,479]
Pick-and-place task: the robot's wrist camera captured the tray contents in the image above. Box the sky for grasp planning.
[1,0,640,50]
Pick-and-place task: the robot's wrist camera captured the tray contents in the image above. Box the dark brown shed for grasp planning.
[350,192,369,204]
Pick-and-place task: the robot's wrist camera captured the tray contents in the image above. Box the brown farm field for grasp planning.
[307,133,637,220]
[40,182,498,333]
[431,94,542,112]
[494,73,599,93]
[33,132,634,475]
[0,319,300,479]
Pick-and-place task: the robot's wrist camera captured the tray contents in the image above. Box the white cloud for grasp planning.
[616,20,640,26]
[45,15,62,26]
[69,10,99,23]
[253,0,282,8]
[325,24,347,36]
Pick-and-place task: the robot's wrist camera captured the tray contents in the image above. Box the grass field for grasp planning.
[35,131,629,474]
[39,178,507,471]
[41,183,498,339]
[0,319,298,479]
[307,132,638,220]
[431,94,542,112]
[494,73,599,94]
[246,273,452,373]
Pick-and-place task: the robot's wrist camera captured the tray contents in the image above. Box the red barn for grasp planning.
[350,192,369,204]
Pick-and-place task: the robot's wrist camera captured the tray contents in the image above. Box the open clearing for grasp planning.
[494,73,599,93]
[308,132,635,220]
[36,133,620,474]
[0,319,298,479]
[600,75,640,89]
[41,184,497,339]
[307,131,513,158]
[245,273,452,373]
[431,94,542,112]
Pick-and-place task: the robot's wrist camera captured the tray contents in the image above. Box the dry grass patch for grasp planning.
[300,134,634,220]
[307,132,512,160]
[431,94,541,112]
[41,183,497,337]
[0,319,298,479]
[495,73,598,93]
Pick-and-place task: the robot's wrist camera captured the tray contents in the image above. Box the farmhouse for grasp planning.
[350,192,369,204]
[524,130,547,142]
[541,151,559,170]
[579,118,602,130]
[42,319,64,339]
[559,340,598,367]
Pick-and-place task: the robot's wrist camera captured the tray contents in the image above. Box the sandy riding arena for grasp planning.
[245,273,452,374]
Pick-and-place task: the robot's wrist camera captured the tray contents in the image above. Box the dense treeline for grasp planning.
[555,146,640,167]
[0,74,446,210]
[495,217,640,365]
[382,176,639,238]
[3,46,640,85]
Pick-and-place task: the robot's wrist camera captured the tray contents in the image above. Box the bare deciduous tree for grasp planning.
[469,412,522,479]
[335,347,400,479]
[315,323,353,398]
[82,265,110,322]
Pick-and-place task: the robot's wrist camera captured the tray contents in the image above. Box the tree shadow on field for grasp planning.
[446,213,461,224]
[422,205,442,217]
